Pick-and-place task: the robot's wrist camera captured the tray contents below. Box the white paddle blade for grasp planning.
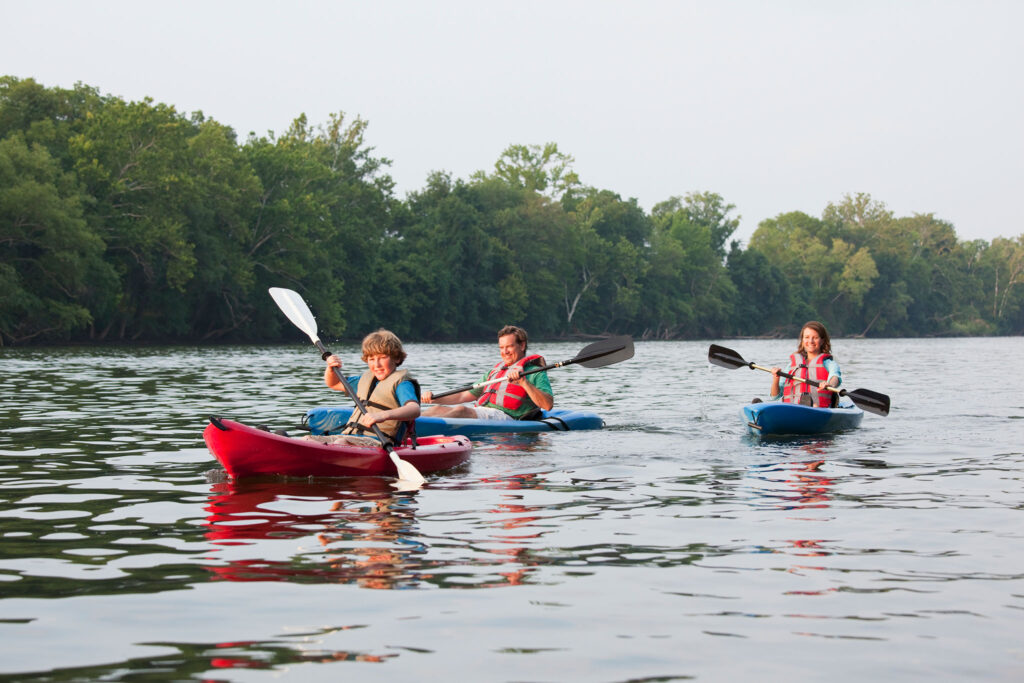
[269,287,319,341]
[389,452,427,486]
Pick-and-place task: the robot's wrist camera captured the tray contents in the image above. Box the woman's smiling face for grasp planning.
[801,326,823,356]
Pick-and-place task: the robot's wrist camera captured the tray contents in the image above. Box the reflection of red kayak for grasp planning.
[203,417,472,479]
[204,479,401,542]
[203,478,422,586]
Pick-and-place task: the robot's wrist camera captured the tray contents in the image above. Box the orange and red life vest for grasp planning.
[782,352,834,408]
[476,354,544,412]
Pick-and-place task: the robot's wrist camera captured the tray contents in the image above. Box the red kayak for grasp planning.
[203,417,472,479]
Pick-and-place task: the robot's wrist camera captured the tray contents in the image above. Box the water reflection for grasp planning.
[3,340,1023,679]
[745,439,837,511]
[744,448,840,599]
[473,472,546,587]
[204,478,421,588]
[202,472,557,591]
[471,432,547,452]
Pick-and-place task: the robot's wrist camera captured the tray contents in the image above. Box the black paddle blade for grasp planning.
[846,388,891,417]
[707,344,750,370]
[575,335,634,368]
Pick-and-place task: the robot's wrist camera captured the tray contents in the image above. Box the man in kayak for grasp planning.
[422,325,554,421]
[304,329,420,445]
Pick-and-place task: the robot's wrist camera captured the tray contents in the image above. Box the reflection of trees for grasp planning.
[5,635,397,679]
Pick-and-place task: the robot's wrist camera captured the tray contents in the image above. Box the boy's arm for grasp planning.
[363,400,420,426]
[362,380,421,426]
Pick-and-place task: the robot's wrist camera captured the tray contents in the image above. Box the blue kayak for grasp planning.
[742,401,863,437]
[304,406,604,437]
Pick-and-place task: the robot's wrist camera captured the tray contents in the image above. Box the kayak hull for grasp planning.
[203,417,472,479]
[304,406,604,437]
[742,401,864,437]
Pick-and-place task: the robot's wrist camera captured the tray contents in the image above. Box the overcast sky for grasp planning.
[3,0,1022,244]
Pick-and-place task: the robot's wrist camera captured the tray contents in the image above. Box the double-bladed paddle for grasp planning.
[707,343,891,417]
[269,287,427,486]
[430,335,634,400]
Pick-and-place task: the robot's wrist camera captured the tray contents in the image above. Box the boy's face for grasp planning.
[366,353,397,381]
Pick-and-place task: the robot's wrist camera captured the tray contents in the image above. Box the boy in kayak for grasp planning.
[422,325,553,421]
[304,329,420,446]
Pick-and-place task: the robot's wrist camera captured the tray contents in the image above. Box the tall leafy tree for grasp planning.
[67,96,200,339]
[639,192,737,338]
[0,135,113,344]
[979,235,1024,334]
[181,117,263,340]
[487,142,581,200]
[749,206,879,335]
[382,172,518,339]
[561,188,649,333]
[242,113,396,339]
[725,240,791,336]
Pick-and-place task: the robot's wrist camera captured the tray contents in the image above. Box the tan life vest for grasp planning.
[341,369,420,443]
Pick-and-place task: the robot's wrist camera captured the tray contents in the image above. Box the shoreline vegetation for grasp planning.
[2,76,1022,348]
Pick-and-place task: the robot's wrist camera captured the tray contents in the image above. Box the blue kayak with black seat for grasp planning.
[708,343,889,437]
[304,406,605,437]
[741,400,864,437]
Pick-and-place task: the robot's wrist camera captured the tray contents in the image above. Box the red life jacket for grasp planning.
[476,354,544,411]
[782,352,834,408]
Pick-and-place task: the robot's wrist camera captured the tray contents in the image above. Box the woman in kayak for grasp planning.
[768,321,842,407]
[304,329,420,446]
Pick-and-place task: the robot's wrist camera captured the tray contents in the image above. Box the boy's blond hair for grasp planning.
[360,329,407,365]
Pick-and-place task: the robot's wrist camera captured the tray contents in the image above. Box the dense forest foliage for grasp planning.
[2,76,1022,346]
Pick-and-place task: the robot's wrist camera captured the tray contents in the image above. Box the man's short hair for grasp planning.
[497,325,528,350]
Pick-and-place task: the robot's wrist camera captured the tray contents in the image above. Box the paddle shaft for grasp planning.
[749,361,846,396]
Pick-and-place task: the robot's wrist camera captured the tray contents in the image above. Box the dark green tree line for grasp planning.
[2,77,1022,346]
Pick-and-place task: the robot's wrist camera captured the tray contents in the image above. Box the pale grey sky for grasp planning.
[3,0,1021,244]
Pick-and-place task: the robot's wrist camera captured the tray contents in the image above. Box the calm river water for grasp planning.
[1,337,1023,681]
